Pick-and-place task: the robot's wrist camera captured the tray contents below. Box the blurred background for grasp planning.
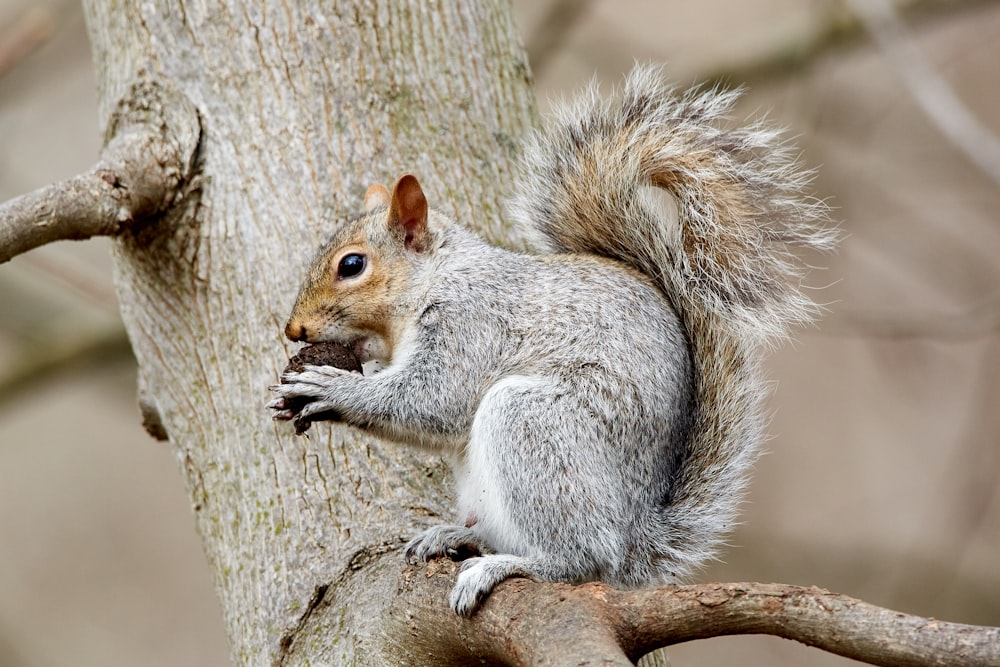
[0,0,997,665]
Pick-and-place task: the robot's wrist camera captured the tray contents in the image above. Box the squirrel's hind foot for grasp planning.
[404,524,492,564]
[450,554,578,616]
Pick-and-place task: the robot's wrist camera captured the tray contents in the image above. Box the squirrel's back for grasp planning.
[507,65,835,578]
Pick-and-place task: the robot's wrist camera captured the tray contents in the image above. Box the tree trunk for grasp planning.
[80,1,537,663]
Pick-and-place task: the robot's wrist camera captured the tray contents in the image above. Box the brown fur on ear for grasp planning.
[364,184,390,212]
[389,174,429,252]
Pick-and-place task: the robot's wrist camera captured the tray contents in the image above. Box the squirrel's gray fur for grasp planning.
[270,66,835,616]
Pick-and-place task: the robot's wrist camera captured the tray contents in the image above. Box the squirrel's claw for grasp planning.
[297,400,343,422]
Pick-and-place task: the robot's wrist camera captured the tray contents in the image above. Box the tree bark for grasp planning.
[79,1,536,664]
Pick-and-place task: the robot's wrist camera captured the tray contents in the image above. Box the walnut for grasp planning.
[280,342,361,434]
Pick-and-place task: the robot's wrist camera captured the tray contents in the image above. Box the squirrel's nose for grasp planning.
[285,320,308,342]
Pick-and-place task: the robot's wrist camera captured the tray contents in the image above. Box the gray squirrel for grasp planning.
[268,66,834,615]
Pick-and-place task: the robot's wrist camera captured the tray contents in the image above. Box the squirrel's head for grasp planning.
[284,174,433,363]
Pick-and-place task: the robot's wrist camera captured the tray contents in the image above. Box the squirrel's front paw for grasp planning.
[268,369,327,407]
[269,366,355,432]
[268,377,323,421]
[269,343,363,432]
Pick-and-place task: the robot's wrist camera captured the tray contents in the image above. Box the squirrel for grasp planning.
[269,65,834,616]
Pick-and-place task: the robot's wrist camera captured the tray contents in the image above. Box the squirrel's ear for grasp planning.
[363,184,390,212]
[388,174,429,253]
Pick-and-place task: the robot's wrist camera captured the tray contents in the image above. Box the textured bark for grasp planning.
[79,1,536,664]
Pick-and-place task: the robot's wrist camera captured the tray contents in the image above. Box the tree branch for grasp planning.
[0,77,201,263]
[613,582,1000,667]
[375,558,1000,666]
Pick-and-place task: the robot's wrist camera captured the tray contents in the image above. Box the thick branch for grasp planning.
[374,559,1000,666]
[0,78,200,263]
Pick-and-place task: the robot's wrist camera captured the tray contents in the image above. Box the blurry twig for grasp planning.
[0,327,132,406]
[0,7,55,78]
[702,0,996,88]
[819,293,1000,340]
[847,0,1000,187]
[524,0,596,77]
[18,250,120,310]
[940,337,1000,604]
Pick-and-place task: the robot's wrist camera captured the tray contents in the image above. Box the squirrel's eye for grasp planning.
[337,253,367,279]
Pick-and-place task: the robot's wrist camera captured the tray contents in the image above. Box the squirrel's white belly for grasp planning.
[453,374,552,556]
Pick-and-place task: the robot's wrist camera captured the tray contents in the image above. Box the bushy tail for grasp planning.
[507,65,835,577]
